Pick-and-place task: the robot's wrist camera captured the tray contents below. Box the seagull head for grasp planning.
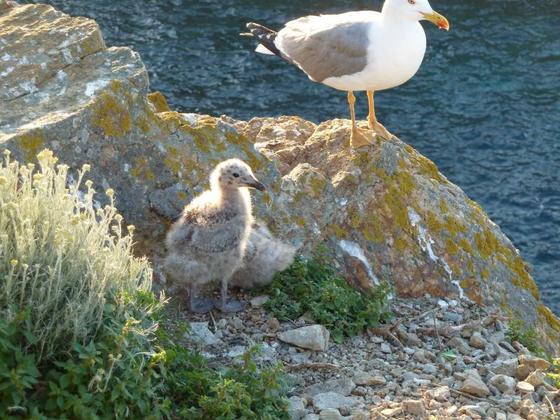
[211,159,266,192]
[382,0,450,31]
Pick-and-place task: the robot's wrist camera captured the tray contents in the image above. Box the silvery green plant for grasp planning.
[0,149,157,362]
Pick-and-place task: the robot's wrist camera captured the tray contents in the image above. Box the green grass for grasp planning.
[263,253,393,343]
[548,358,560,389]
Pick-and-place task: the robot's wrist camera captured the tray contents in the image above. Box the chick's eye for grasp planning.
[408,0,416,4]
[232,173,240,178]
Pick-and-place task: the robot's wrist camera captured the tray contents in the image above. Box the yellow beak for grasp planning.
[421,10,450,31]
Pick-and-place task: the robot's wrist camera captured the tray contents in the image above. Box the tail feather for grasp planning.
[245,22,282,57]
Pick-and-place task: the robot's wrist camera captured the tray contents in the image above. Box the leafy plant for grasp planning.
[263,254,392,343]
[157,323,289,419]
[506,319,545,356]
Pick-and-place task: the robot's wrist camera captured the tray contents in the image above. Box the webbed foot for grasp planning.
[215,298,245,313]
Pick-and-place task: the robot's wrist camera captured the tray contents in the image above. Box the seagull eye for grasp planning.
[408,0,416,4]
[232,173,240,178]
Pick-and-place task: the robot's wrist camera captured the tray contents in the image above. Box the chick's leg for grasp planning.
[367,90,392,139]
[216,276,244,313]
[189,283,214,313]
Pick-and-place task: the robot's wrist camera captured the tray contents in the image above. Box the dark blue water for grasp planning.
[31,0,560,313]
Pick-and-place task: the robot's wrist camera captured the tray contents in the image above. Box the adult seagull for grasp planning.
[244,0,450,148]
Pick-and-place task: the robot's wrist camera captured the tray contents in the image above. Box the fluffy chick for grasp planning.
[163,159,265,313]
[230,222,296,289]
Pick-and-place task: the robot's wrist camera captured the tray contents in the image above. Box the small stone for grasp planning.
[287,396,307,420]
[319,408,343,420]
[267,317,280,332]
[216,318,227,329]
[353,371,386,386]
[402,399,426,417]
[460,369,490,397]
[516,381,535,394]
[524,369,546,387]
[449,336,472,355]
[279,325,330,351]
[380,407,401,417]
[230,317,244,330]
[427,386,450,401]
[380,342,391,353]
[495,412,506,420]
[518,354,551,371]
[469,332,487,350]
[490,358,518,377]
[413,349,436,363]
[303,415,320,420]
[185,322,223,346]
[488,374,517,394]
[312,392,357,411]
[304,378,356,397]
[250,295,270,307]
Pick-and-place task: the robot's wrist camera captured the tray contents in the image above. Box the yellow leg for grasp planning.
[366,90,392,139]
[348,90,357,135]
[347,91,371,148]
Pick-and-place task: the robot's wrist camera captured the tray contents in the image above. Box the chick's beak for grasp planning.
[421,10,450,31]
[248,179,266,191]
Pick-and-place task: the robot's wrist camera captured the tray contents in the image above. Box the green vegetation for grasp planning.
[548,358,560,389]
[506,319,545,356]
[264,253,392,343]
[0,150,288,418]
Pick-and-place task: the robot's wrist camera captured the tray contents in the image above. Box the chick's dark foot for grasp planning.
[189,297,215,314]
[215,299,245,313]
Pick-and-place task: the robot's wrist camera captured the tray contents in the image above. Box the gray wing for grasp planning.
[277,18,371,83]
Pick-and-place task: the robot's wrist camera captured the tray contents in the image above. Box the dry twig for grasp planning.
[285,362,341,372]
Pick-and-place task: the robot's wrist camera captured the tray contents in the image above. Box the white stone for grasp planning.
[312,392,357,411]
[516,381,535,394]
[278,325,330,351]
[185,322,223,346]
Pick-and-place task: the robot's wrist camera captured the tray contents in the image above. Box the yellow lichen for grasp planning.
[537,304,560,332]
[443,215,468,238]
[91,93,132,137]
[309,176,327,197]
[425,211,444,234]
[147,91,171,113]
[137,116,151,134]
[481,267,489,280]
[458,238,473,254]
[131,157,155,181]
[445,238,459,256]
[395,237,408,251]
[439,199,449,214]
[363,217,384,244]
[327,224,348,239]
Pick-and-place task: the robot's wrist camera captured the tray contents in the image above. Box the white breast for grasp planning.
[323,20,427,92]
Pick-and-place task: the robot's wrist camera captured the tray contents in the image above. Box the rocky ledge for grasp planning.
[181,293,560,419]
[0,0,558,355]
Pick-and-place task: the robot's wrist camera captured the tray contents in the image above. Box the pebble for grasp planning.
[267,317,280,331]
[288,396,307,420]
[185,322,223,346]
[304,378,356,397]
[488,374,517,394]
[319,408,343,420]
[312,392,357,411]
[460,369,490,397]
[380,342,391,353]
[524,369,546,387]
[279,325,330,351]
[402,399,426,417]
[516,381,535,394]
[353,371,386,387]
[469,331,487,350]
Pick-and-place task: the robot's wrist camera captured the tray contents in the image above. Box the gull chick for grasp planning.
[244,0,450,148]
[230,222,296,289]
[163,159,265,313]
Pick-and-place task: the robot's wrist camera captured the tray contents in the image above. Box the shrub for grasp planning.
[0,149,155,361]
[263,253,393,343]
[0,149,166,417]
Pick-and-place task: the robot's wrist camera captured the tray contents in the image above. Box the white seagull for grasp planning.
[245,0,450,148]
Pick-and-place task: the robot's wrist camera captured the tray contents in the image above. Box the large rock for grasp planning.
[278,325,330,352]
[1,1,559,353]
